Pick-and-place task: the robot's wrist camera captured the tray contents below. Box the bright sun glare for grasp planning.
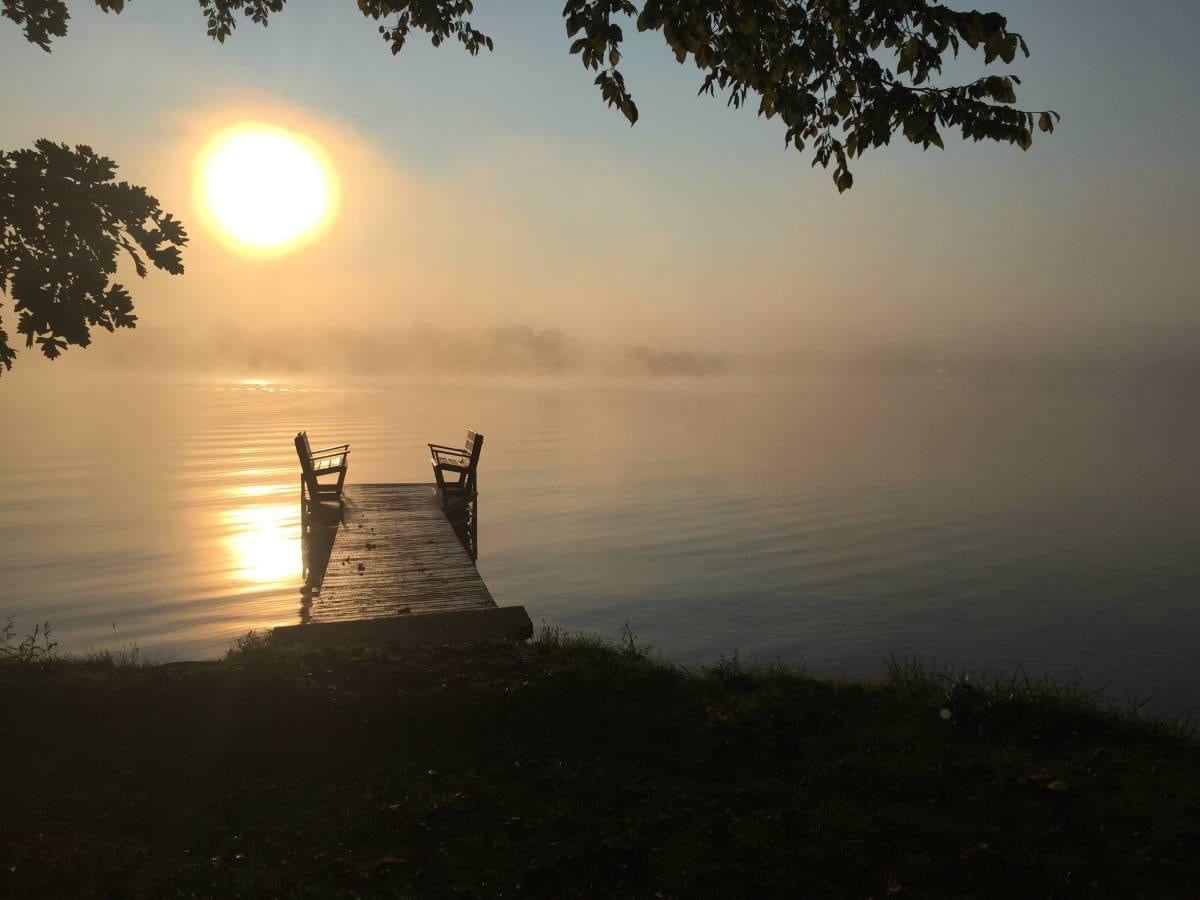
[196,123,339,255]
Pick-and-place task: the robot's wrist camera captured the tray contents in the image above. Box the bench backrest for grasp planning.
[458,430,483,495]
[463,430,484,470]
[295,431,319,497]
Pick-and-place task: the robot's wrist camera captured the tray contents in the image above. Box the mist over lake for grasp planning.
[3,370,1197,707]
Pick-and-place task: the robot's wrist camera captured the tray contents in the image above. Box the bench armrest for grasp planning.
[311,443,349,455]
[431,446,470,470]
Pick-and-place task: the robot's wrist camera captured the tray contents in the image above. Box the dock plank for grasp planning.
[303,483,495,624]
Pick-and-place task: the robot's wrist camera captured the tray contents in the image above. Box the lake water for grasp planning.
[2,372,1198,707]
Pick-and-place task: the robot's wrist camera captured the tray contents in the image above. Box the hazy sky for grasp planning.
[2,1,1198,362]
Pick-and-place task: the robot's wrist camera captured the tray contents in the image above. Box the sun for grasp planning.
[195,123,339,255]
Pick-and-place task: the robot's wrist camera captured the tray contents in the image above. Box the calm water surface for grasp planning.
[2,373,1198,706]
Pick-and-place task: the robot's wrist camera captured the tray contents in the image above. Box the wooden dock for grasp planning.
[273,483,531,648]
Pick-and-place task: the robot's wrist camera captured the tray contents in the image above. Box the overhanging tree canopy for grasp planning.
[0,141,186,373]
[0,0,1057,376]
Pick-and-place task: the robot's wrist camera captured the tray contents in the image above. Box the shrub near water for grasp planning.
[1,628,1199,898]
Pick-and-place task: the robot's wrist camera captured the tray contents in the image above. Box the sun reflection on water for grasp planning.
[224,483,294,499]
[222,502,301,586]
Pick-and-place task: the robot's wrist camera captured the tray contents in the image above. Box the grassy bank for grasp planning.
[3,629,1199,898]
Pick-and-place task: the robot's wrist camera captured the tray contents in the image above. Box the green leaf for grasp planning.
[622,98,639,126]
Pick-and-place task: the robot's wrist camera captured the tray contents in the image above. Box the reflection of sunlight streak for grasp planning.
[222,502,301,586]
[228,467,291,479]
[224,483,293,498]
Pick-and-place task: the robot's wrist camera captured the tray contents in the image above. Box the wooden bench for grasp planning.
[428,430,483,510]
[295,431,349,523]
